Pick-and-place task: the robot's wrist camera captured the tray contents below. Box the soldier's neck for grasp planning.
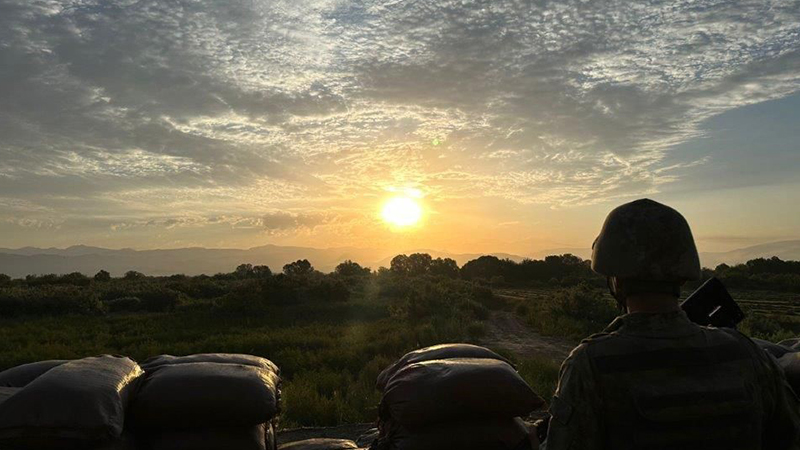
[626,294,681,314]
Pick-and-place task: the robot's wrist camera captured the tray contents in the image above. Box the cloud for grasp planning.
[0,0,799,246]
[260,212,330,233]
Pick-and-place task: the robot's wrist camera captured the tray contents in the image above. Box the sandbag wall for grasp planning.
[371,344,542,450]
[131,354,281,450]
[0,353,281,450]
[751,338,800,396]
[0,355,142,450]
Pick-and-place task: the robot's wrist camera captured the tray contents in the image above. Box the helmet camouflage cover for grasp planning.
[591,198,701,281]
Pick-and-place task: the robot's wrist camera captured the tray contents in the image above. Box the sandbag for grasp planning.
[132,362,280,428]
[778,338,800,349]
[278,438,359,450]
[90,431,137,450]
[355,428,379,448]
[376,344,513,391]
[752,338,795,359]
[0,355,142,449]
[0,387,19,406]
[381,358,543,428]
[388,417,531,450]
[0,360,68,387]
[141,353,279,374]
[142,422,272,450]
[778,352,800,393]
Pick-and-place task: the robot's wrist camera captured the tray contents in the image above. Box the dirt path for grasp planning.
[481,310,575,364]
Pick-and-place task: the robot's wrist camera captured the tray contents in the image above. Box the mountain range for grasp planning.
[0,241,797,278]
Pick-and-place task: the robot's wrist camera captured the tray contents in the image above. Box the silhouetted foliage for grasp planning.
[24,272,92,287]
[105,296,142,313]
[522,284,619,340]
[429,257,460,279]
[390,254,459,279]
[0,286,102,317]
[94,270,111,282]
[234,263,272,279]
[460,254,599,286]
[0,274,10,286]
[124,270,146,280]
[283,259,314,277]
[697,256,800,292]
[334,260,371,277]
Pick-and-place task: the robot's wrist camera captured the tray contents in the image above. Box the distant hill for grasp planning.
[699,240,800,269]
[0,241,797,278]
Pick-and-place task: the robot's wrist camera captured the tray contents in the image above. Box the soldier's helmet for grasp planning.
[591,198,701,282]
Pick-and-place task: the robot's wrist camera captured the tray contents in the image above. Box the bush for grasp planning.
[0,286,102,317]
[94,270,112,282]
[524,285,619,340]
[99,284,181,312]
[105,296,142,313]
[306,277,351,303]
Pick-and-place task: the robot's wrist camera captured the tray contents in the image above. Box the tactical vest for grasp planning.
[586,327,766,450]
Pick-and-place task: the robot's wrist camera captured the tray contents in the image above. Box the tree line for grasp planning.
[0,253,798,308]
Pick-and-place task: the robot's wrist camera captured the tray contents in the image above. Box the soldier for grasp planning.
[535,198,800,450]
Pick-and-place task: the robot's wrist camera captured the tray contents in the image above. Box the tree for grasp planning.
[0,274,10,286]
[124,270,145,280]
[235,264,254,278]
[335,260,371,277]
[460,255,505,280]
[94,270,111,282]
[252,265,272,278]
[390,253,433,276]
[430,257,459,278]
[390,254,411,275]
[407,253,433,276]
[283,259,313,277]
[60,272,91,287]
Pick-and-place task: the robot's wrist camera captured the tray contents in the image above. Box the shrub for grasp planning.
[305,277,350,303]
[105,296,142,313]
[94,270,112,282]
[0,286,102,317]
[525,284,619,340]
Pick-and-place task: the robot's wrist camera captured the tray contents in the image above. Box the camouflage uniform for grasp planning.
[543,310,800,450]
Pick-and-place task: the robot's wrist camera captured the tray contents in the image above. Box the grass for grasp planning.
[3,276,797,428]
[0,276,491,428]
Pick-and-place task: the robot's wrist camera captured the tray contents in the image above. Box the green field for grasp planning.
[0,272,507,428]
[1,267,798,429]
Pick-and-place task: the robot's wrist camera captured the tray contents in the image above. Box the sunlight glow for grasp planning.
[381,196,422,228]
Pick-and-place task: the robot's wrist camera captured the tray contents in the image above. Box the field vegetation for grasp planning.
[0,253,798,427]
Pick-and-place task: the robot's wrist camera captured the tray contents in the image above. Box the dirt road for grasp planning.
[481,310,575,364]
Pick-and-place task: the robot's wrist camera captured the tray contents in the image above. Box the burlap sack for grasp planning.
[376,344,512,391]
[381,358,543,428]
[132,362,279,428]
[0,360,68,387]
[0,356,142,448]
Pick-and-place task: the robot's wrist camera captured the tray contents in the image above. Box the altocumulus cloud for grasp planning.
[1,0,799,242]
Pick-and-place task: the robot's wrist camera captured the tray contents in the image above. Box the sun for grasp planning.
[381,196,422,228]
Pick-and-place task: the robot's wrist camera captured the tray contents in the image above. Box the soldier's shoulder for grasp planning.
[561,331,619,365]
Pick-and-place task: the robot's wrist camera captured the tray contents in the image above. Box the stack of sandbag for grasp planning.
[0,359,68,387]
[131,353,280,450]
[778,352,800,392]
[278,438,361,450]
[0,355,143,450]
[373,344,543,450]
[752,338,797,359]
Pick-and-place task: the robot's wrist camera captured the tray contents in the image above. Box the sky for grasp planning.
[1,0,799,255]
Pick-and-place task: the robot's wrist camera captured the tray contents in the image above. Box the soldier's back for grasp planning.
[545,310,800,450]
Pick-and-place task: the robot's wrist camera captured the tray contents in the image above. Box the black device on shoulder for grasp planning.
[680,277,745,328]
